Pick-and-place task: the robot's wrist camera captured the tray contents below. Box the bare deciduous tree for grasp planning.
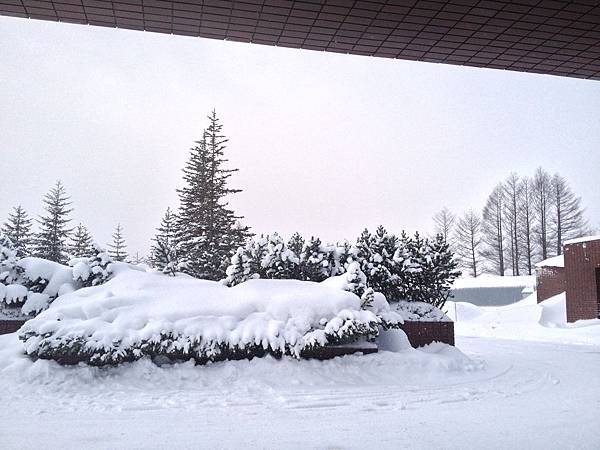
[550,173,590,254]
[532,167,552,261]
[518,176,535,275]
[503,173,521,276]
[454,209,482,277]
[482,183,505,275]
[433,207,456,246]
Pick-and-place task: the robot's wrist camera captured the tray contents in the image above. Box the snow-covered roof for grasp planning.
[451,274,536,289]
[564,235,600,246]
[534,254,564,269]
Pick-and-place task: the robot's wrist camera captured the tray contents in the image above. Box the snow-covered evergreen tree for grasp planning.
[300,236,331,282]
[339,261,373,309]
[72,245,114,288]
[69,223,95,258]
[33,181,73,263]
[176,111,251,280]
[223,235,272,286]
[1,205,32,257]
[287,232,305,258]
[151,207,179,275]
[107,223,128,262]
[0,235,22,285]
[414,234,461,308]
[336,239,357,273]
[262,233,299,279]
[365,226,397,297]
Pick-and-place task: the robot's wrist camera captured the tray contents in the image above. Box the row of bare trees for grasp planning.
[434,167,592,277]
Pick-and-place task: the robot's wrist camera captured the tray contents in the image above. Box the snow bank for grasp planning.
[447,292,600,346]
[538,293,567,326]
[19,269,395,366]
[18,257,75,298]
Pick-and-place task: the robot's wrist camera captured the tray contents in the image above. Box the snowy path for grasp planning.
[1,333,599,449]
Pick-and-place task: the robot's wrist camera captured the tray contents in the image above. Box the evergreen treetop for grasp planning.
[107,223,128,262]
[1,205,32,258]
[175,111,251,280]
[69,223,95,258]
[34,180,73,263]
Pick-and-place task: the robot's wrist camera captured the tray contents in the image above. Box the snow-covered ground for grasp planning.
[1,292,599,449]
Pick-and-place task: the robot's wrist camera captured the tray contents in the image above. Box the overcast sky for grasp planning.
[1,16,599,257]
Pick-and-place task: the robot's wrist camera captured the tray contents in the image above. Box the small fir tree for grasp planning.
[34,181,73,263]
[69,223,95,258]
[1,205,33,257]
[151,207,180,275]
[107,224,128,262]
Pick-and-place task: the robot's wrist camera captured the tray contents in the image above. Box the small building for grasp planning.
[535,235,600,322]
[450,275,536,307]
[564,236,600,322]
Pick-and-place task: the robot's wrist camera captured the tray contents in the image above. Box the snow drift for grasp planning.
[19,268,404,366]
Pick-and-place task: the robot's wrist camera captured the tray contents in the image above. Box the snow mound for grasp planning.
[18,257,75,298]
[377,329,411,352]
[445,301,484,322]
[449,292,600,346]
[19,269,392,366]
[538,292,567,326]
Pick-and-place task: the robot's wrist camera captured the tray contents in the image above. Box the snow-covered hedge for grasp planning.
[19,268,403,366]
[0,239,116,317]
[223,227,460,309]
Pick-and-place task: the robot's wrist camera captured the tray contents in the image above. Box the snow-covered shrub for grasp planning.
[18,257,76,314]
[261,233,299,279]
[354,228,460,309]
[321,266,403,329]
[0,235,22,285]
[72,246,114,288]
[19,269,396,366]
[300,237,336,282]
[224,229,460,310]
[223,236,269,286]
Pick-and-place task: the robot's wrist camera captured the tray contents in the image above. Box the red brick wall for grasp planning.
[564,239,600,322]
[399,321,454,347]
[536,266,566,303]
[0,320,26,335]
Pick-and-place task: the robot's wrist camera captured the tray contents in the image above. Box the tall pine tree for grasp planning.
[108,223,128,262]
[34,181,73,263]
[2,205,32,257]
[176,111,251,280]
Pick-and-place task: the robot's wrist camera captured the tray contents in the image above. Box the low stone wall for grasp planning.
[400,321,455,347]
[0,320,27,335]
